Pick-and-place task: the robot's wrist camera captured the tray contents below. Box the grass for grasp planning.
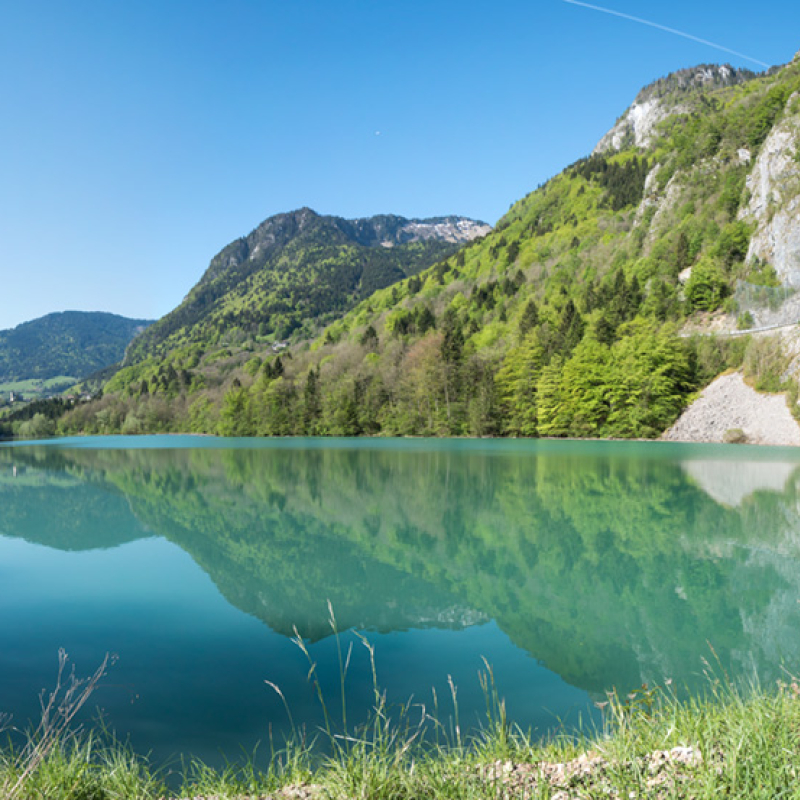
[0,377,78,398]
[5,641,800,798]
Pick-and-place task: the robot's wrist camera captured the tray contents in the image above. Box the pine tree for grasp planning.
[518,300,539,339]
[440,310,465,430]
[560,299,585,353]
[303,367,321,431]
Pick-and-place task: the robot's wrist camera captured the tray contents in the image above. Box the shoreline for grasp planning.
[3,429,800,448]
[4,679,800,799]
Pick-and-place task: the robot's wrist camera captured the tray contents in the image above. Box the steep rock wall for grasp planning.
[740,97,800,285]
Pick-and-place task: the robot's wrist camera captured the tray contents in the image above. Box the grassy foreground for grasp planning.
[4,673,800,800]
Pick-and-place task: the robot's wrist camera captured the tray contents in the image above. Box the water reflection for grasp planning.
[2,438,800,741]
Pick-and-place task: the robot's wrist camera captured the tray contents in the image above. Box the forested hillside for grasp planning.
[54,55,800,439]
[0,311,151,383]
[124,208,490,363]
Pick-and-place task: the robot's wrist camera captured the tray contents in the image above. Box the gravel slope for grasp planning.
[662,371,800,446]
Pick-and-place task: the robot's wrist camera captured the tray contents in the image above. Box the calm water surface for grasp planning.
[2,436,800,767]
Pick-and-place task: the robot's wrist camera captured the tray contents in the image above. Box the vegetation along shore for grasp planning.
[5,672,800,798]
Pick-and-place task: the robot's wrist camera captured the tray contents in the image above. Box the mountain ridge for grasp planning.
[48,53,800,441]
[125,207,490,365]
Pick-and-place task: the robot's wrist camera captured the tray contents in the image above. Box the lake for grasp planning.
[2,435,800,768]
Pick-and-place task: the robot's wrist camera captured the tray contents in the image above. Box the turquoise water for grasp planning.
[2,436,800,767]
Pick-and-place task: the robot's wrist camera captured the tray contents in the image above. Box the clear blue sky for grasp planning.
[1,0,797,330]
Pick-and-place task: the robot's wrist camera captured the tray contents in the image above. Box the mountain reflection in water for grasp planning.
[2,437,800,764]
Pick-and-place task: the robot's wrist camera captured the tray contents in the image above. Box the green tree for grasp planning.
[218,384,253,436]
[713,221,751,269]
[495,329,545,436]
[258,376,297,435]
[360,325,379,349]
[396,334,447,435]
[465,355,498,436]
[558,338,612,436]
[536,356,569,437]
[606,323,693,437]
[517,299,539,339]
[188,396,216,433]
[559,298,585,353]
[17,412,56,439]
[303,367,321,432]
[440,310,465,429]
[415,305,436,335]
[685,257,728,311]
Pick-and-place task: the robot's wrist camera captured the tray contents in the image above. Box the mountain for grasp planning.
[124,207,491,364]
[56,53,800,440]
[0,311,152,384]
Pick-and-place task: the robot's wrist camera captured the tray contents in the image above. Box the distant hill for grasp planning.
[0,311,152,383]
[124,207,490,364]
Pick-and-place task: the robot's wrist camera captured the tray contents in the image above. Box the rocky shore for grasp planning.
[662,371,800,446]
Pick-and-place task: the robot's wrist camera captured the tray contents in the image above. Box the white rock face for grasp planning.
[594,98,683,154]
[633,163,662,224]
[628,99,670,148]
[646,173,684,249]
[398,218,492,245]
[740,104,800,285]
[595,64,754,155]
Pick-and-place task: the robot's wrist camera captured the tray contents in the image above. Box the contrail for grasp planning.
[561,0,770,69]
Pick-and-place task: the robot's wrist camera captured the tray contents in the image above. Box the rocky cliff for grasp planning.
[595,64,756,154]
[739,98,800,286]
